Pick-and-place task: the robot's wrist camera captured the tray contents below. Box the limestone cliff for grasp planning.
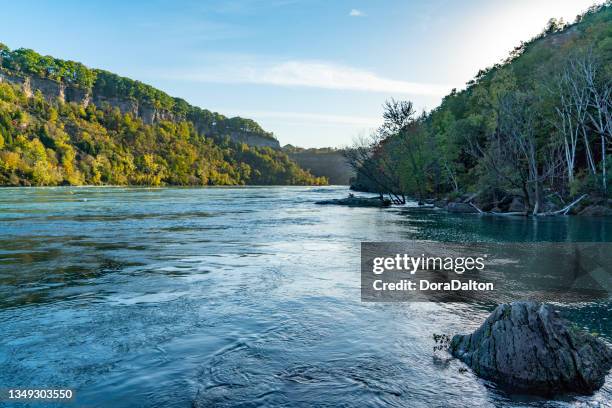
[0,67,280,149]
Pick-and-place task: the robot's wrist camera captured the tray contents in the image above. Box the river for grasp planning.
[0,186,610,407]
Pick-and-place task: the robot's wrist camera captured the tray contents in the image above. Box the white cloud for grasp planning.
[349,8,365,17]
[167,59,452,96]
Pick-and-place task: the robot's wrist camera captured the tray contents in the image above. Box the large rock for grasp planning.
[539,200,559,213]
[447,202,479,213]
[450,302,612,395]
[579,205,612,217]
[508,196,526,212]
[1,68,280,149]
[315,196,391,207]
[433,199,448,209]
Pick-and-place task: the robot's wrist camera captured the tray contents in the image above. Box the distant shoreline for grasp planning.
[0,184,350,188]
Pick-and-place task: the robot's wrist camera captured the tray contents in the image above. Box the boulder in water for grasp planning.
[315,196,391,207]
[450,302,612,395]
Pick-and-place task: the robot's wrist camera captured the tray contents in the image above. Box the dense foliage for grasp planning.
[349,3,612,212]
[0,44,277,142]
[284,145,353,185]
[0,82,326,186]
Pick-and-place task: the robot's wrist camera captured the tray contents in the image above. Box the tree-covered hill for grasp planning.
[283,145,354,185]
[0,45,278,147]
[0,45,326,186]
[349,2,611,213]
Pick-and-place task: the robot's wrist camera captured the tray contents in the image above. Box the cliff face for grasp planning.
[0,69,90,105]
[0,68,280,149]
[217,131,281,149]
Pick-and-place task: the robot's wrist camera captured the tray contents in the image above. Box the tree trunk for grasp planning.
[532,182,541,215]
[602,135,607,195]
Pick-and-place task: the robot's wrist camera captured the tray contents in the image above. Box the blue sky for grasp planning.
[0,0,602,147]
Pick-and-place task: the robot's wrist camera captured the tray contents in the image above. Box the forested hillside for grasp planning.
[0,44,279,147]
[349,3,611,213]
[283,145,354,185]
[0,45,326,186]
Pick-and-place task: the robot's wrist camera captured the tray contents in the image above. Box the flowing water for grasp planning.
[0,186,610,407]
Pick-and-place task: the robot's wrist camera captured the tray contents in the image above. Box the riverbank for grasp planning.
[335,188,612,216]
[427,192,612,216]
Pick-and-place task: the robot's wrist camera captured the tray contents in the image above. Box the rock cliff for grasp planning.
[0,68,280,149]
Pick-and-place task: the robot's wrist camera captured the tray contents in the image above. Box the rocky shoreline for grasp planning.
[320,191,612,215]
[428,192,612,216]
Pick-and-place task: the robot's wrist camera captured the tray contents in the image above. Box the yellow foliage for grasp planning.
[48,108,58,123]
[0,151,21,171]
[31,160,61,186]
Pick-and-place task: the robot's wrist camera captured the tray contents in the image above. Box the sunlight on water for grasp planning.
[0,186,610,407]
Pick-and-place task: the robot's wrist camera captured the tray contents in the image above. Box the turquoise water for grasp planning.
[0,186,610,407]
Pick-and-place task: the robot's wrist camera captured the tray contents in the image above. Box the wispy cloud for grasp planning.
[237,110,381,127]
[161,59,452,96]
[349,8,365,17]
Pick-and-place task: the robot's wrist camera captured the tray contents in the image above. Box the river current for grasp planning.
[0,186,610,407]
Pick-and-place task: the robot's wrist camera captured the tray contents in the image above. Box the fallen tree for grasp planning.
[467,194,588,216]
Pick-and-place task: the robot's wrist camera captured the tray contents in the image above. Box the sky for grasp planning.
[0,0,604,147]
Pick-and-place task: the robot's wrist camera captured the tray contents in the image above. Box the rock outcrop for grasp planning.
[315,196,391,207]
[90,94,178,125]
[223,131,280,149]
[447,202,479,213]
[450,302,612,395]
[0,68,280,149]
[0,69,90,105]
[578,205,612,217]
[507,196,526,212]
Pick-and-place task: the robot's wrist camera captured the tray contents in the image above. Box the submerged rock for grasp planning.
[450,302,612,395]
[315,196,391,207]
